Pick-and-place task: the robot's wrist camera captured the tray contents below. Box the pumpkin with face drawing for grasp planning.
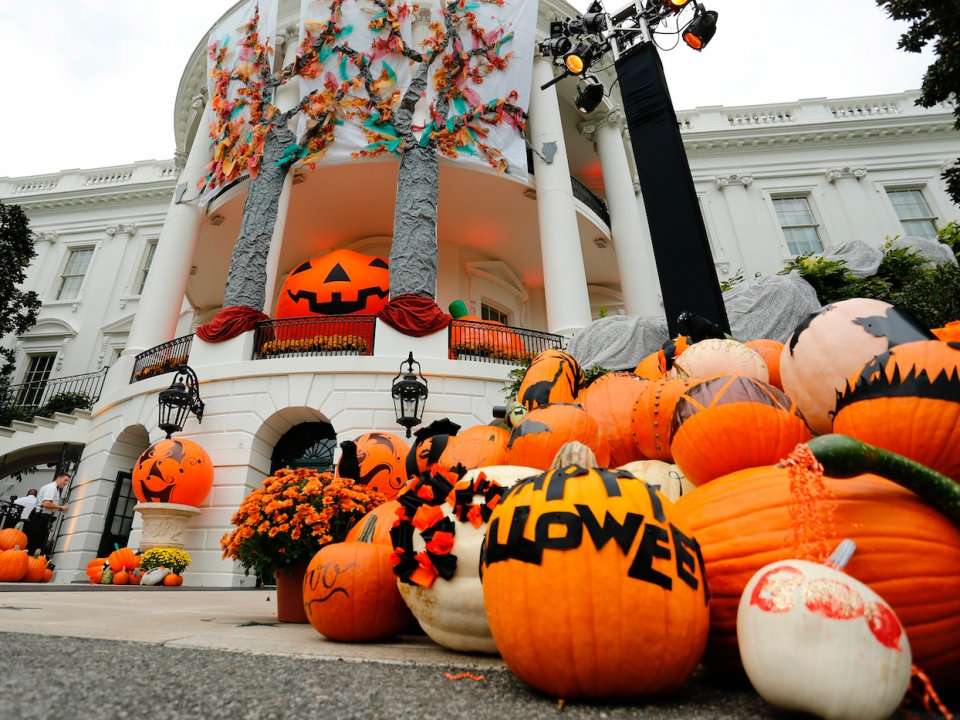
[337,432,410,500]
[275,249,390,318]
[132,438,213,506]
[405,419,461,478]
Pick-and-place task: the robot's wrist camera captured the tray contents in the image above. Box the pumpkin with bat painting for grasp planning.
[275,249,390,318]
[132,438,214,506]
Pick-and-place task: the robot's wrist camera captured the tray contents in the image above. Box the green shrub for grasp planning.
[35,392,93,419]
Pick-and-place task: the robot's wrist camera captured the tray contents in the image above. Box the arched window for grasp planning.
[270,422,338,474]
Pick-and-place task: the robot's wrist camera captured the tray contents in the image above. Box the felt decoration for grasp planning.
[0,527,27,551]
[437,425,510,474]
[578,372,648,466]
[634,336,692,380]
[275,249,390,318]
[932,321,960,343]
[108,547,140,573]
[405,419,461,478]
[0,547,28,582]
[744,339,784,389]
[346,500,402,546]
[481,442,709,699]
[516,349,584,411]
[196,306,270,343]
[303,541,412,642]
[338,432,410,499]
[670,375,812,486]
[377,295,452,337]
[618,460,693,503]
[504,404,610,470]
[631,377,696,462]
[834,340,960,479]
[132,438,214,506]
[738,542,911,720]
[670,338,769,383]
[779,298,933,434]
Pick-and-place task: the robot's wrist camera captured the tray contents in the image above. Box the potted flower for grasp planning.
[220,468,386,622]
[139,547,191,586]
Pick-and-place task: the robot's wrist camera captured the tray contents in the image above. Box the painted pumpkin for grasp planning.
[132,438,214,506]
[618,460,693,503]
[449,316,526,359]
[23,551,48,583]
[405,419,460,479]
[671,338,768,383]
[670,375,812,486]
[634,336,692,380]
[516,349,584,411]
[437,425,510,474]
[0,547,28,582]
[738,549,911,720]
[346,500,401,546]
[505,404,610,470]
[579,372,648,466]
[673,465,960,685]
[834,340,960,479]
[631,377,696,462]
[303,541,412,642]
[745,339,784,389]
[275,249,389,318]
[338,432,409,500]
[108,547,140,573]
[0,527,28,551]
[779,298,933,434]
[932,321,960,343]
[481,446,709,699]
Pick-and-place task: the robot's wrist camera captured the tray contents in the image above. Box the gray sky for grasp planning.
[0,0,934,178]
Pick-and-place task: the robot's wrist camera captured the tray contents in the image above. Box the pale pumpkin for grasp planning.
[671,338,768,382]
[618,460,693,503]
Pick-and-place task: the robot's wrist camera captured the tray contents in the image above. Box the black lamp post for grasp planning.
[391,352,428,438]
[158,365,205,438]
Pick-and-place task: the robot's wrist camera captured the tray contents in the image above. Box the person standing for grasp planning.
[13,489,39,521]
[25,473,69,554]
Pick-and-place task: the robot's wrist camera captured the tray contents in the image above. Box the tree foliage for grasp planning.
[0,202,41,375]
[876,0,960,204]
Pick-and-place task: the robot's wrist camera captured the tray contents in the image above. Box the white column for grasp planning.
[528,57,592,336]
[587,110,660,317]
[825,168,884,248]
[715,175,785,276]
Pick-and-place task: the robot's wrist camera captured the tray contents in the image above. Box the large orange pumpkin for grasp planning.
[516,350,583,411]
[932,321,960,343]
[437,425,510,474]
[86,557,108,583]
[23,552,48,583]
[275,249,389,318]
[405,419,461,478]
[779,298,933,434]
[673,465,960,685]
[0,546,28,582]
[579,372,648,466]
[745,339,785,389]
[834,340,960,480]
[634,336,692,380]
[345,500,401,546]
[504,404,610,470]
[303,541,412,642]
[338,432,409,499]
[449,316,526,359]
[631,377,696,462]
[481,450,709,699]
[670,375,812,486]
[0,527,28,551]
[108,547,140,573]
[132,438,214,506]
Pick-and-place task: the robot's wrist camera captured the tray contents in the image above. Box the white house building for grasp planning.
[0,0,957,586]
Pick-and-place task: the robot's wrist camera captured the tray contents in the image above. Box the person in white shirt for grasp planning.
[13,489,38,520]
[26,473,69,553]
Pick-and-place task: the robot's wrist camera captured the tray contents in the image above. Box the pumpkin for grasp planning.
[631,377,696,462]
[113,570,130,585]
[932,321,960,343]
[0,527,28,551]
[163,573,183,586]
[578,372,648,466]
[516,349,583,411]
[405,419,460,478]
[99,565,114,585]
[437,425,510,474]
[738,545,911,720]
[0,546,28,582]
[634,336,692,380]
[108,547,140,573]
[744,339,784,389]
[303,541,412,642]
[128,569,142,585]
[132,438,214,506]
[618,460,693,503]
[670,338,768,382]
[670,375,812,486]
[23,551,48,583]
[338,432,410,500]
[833,340,960,480]
[449,316,526,359]
[504,404,610,470]
[673,458,960,684]
[274,248,390,318]
[42,567,53,583]
[86,557,108,583]
[346,500,401,546]
[779,298,933,434]
[481,443,709,699]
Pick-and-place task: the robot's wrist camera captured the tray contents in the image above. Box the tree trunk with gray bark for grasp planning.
[389,144,440,298]
[222,121,296,311]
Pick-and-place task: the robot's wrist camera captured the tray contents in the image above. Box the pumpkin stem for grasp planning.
[549,442,598,471]
[806,434,960,527]
[824,539,856,570]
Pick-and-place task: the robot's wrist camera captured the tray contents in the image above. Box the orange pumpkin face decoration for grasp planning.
[338,433,410,499]
[275,249,390,318]
[504,404,610,470]
[132,438,214,506]
[406,419,461,478]
[516,350,584,411]
[437,425,510,473]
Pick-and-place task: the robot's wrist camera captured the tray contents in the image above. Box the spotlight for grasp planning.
[682,9,718,51]
[575,78,604,114]
[539,35,572,57]
[566,12,608,36]
[662,0,691,14]
[564,43,595,75]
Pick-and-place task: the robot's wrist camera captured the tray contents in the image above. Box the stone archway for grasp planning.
[250,406,338,485]
[270,422,337,474]
[93,425,150,556]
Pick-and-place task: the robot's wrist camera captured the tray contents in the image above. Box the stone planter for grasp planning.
[133,502,200,550]
[275,563,309,623]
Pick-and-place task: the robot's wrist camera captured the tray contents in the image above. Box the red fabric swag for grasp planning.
[196,305,270,343]
[377,294,452,337]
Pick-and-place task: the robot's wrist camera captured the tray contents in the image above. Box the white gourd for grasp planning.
[671,338,768,383]
[618,460,693,503]
[140,567,171,586]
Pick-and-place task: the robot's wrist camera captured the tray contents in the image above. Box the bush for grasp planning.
[35,392,93,419]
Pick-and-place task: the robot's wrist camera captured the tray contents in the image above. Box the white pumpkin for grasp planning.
[140,567,171,586]
[618,460,693,503]
[671,338,768,382]
[398,465,539,653]
[738,545,911,720]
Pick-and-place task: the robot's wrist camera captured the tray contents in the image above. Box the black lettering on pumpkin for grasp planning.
[575,504,642,553]
[670,523,700,593]
[484,507,541,565]
[628,523,673,590]
[644,483,666,522]
[540,465,589,500]
[535,512,583,551]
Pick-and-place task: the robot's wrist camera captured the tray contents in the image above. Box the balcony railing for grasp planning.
[2,367,109,417]
[448,319,565,365]
[525,148,611,228]
[130,334,194,383]
[253,316,376,359]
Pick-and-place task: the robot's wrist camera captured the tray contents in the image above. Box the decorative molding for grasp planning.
[105,224,137,237]
[825,167,868,183]
[713,174,754,190]
[35,231,59,243]
[578,108,627,141]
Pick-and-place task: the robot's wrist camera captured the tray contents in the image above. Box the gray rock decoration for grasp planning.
[891,236,958,267]
[566,315,669,371]
[824,240,883,278]
[723,274,821,342]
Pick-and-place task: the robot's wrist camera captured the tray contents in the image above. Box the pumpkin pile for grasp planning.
[87,547,144,585]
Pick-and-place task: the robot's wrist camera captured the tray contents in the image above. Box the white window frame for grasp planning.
[884,186,939,240]
[51,244,96,302]
[133,238,159,296]
[479,300,510,325]
[770,193,825,257]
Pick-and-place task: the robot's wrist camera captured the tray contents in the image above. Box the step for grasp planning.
[0,426,13,438]
[73,409,93,419]
[32,416,58,429]
[9,420,38,433]
[52,412,78,424]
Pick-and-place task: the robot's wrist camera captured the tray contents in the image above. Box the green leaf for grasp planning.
[339,54,349,81]
[419,123,434,146]
[381,61,397,83]
[453,96,467,114]
[317,45,332,64]
[446,116,456,132]
[456,144,476,155]
[336,24,354,40]
[386,139,402,153]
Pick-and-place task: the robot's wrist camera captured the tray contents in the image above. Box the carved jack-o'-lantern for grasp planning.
[132,438,213,506]
[337,432,410,500]
[275,249,390,318]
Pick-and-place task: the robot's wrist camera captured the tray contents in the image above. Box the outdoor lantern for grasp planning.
[158,365,205,438]
[391,352,428,438]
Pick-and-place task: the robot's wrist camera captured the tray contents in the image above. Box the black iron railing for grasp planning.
[526,147,611,228]
[130,334,194,383]
[253,316,376,359]
[3,367,108,418]
[448,319,566,365]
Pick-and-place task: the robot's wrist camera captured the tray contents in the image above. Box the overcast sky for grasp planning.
[0,0,934,178]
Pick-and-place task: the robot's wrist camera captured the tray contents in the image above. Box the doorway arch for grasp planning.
[270,421,338,474]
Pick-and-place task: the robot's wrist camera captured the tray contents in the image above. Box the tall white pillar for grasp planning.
[528,57,592,336]
[715,174,785,276]
[585,110,660,317]
[825,167,885,248]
